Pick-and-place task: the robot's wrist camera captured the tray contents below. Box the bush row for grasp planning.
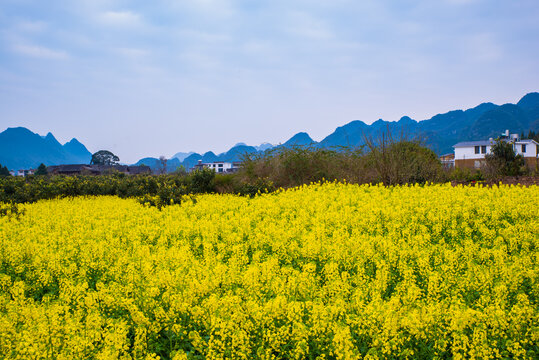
[1,140,514,205]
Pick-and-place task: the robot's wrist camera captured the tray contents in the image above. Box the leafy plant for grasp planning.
[485,139,526,179]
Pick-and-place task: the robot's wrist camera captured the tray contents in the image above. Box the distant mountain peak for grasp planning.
[399,116,414,123]
[0,127,91,169]
[44,132,62,147]
[65,138,82,145]
[517,92,539,110]
[172,151,195,161]
[5,126,35,136]
[256,142,274,151]
[284,132,315,146]
[45,132,57,140]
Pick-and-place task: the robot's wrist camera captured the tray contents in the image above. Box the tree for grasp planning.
[159,156,168,174]
[172,165,187,176]
[364,130,442,185]
[91,150,120,165]
[35,163,48,176]
[485,139,525,178]
[0,164,10,177]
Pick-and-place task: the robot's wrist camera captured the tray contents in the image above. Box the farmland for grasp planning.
[0,183,537,359]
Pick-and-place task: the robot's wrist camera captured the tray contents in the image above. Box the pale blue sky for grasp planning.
[1,0,538,163]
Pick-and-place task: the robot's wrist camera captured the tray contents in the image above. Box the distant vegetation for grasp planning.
[0,138,488,206]
[0,169,214,208]
[2,132,538,206]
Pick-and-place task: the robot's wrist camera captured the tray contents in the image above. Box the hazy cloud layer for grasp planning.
[1,0,538,162]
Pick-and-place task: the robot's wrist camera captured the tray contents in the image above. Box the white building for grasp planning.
[453,131,539,169]
[15,169,35,176]
[192,160,241,173]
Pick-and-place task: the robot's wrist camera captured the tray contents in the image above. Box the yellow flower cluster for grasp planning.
[0,183,537,359]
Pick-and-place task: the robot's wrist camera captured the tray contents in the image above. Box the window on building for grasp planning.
[218,164,223,167]
[475,146,480,154]
[481,145,486,154]
[521,144,526,153]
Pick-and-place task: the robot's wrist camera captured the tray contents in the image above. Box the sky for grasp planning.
[1,0,538,163]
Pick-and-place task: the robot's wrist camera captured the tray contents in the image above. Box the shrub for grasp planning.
[189,168,216,193]
[364,136,443,185]
[239,146,365,188]
[484,139,526,179]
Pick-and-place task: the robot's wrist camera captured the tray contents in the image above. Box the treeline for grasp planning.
[0,169,215,208]
[0,139,533,206]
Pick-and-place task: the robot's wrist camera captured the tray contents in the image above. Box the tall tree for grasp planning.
[485,139,525,177]
[159,156,168,174]
[34,163,48,176]
[91,150,120,165]
[0,164,10,176]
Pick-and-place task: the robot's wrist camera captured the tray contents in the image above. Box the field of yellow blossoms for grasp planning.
[0,183,537,359]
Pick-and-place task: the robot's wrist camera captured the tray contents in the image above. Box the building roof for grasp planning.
[127,165,151,174]
[516,139,539,145]
[47,164,91,172]
[453,140,494,148]
[454,138,539,148]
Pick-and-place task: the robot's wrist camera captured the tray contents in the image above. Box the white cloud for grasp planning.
[98,11,142,27]
[13,43,69,60]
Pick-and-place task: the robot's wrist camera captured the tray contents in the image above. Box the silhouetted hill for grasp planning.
[517,92,539,125]
[318,120,372,148]
[283,132,316,147]
[8,94,534,172]
[0,127,91,170]
[148,92,538,170]
[314,93,538,154]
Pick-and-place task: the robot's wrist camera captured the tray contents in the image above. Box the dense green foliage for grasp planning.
[2,140,531,206]
[0,169,216,207]
[0,164,10,177]
[240,140,444,188]
[91,150,120,165]
[485,140,526,178]
[34,163,48,176]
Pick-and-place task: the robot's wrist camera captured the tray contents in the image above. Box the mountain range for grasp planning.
[1,92,538,171]
[138,92,539,172]
[0,127,91,170]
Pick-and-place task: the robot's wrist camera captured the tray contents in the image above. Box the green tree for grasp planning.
[34,163,48,176]
[172,165,188,176]
[485,139,525,178]
[91,150,120,165]
[0,164,10,177]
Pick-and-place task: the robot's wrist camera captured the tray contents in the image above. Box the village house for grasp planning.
[12,169,35,176]
[453,130,539,170]
[192,160,242,173]
[439,153,455,169]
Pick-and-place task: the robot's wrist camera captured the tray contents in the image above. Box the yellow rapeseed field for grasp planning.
[0,183,537,359]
